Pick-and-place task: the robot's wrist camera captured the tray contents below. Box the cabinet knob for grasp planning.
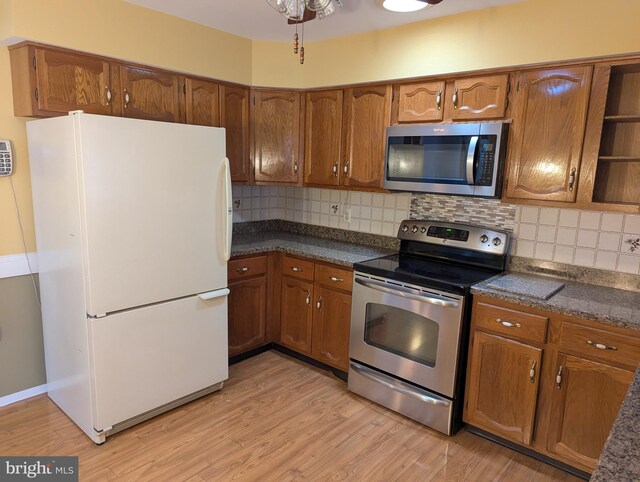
[329,276,344,283]
[497,318,521,328]
[343,164,349,175]
[568,167,577,191]
[235,267,249,273]
[436,89,442,110]
[305,291,311,306]
[291,267,303,272]
[587,340,617,351]
[105,86,112,106]
[316,296,322,310]
[294,160,299,174]
[124,89,131,108]
[556,365,563,389]
[529,360,537,383]
[452,87,459,109]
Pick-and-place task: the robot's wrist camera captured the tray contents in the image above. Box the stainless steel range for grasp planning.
[348,220,509,435]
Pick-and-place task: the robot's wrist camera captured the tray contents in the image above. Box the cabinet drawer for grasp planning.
[474,302,548,344]
[282,256,315,281]
[315,264,353,292]
[559,322,640,370]
[228,255,267,281]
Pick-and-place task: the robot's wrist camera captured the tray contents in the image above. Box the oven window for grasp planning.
[386,136,472,184]
[364,303,439,367]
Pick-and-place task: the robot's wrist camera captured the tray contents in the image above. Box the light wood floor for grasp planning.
[0,351,581,481]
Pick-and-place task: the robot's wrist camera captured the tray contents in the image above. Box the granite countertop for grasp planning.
[231,231,395,267]
[591,367,640,481]
[472,272,640,331]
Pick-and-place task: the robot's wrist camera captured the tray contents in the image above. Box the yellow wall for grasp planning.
[252,0,640,88]
[0,0,253,256]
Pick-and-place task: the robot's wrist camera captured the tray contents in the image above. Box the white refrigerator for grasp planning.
[27,112,231,444]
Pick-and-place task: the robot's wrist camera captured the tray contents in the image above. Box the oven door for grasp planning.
[349,273,465,398]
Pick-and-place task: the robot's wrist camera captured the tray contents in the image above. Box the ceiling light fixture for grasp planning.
[266,0,343,64]
[381,0,428,12]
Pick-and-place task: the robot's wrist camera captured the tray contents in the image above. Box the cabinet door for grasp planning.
[505,67,592,202]
[253,90,302,184]
[34,48,112,115]
[397,81,445,123]
[304,90,343,186]
[311,285,351,371]
[117,65,182,123]
[449,74,509,120]
[465,331,542,446]
[220,85,250,183]
[185,77,219,127]
[546,354,633,472]
[280,276,313,354]
[342,85,392,189]
[228,276,267,357]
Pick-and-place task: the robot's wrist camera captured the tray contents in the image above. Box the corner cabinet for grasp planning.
[304,89,344,187]
[252,90,304,185]
[342,85,392,190]
[503,66,592,203]
[465,296,640,475]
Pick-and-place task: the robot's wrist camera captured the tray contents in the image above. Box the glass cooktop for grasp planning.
[353,253,499,295]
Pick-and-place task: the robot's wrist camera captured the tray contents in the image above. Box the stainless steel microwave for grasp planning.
[384,122,508,197]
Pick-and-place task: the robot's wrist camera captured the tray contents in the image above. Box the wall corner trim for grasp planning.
[0,384,48,408]
[0,253,39,279]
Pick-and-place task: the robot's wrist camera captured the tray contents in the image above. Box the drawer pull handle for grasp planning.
[291,267,303,273]
[235,267,249,273]
[587,340,618,351]
[317,296,322,310]
[529,360,537,383]
[556,366,563,389]
[497,319,521,328]
[305,291,311,306]
[329,276,344,282]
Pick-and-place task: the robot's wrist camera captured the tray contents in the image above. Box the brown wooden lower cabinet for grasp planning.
[280,275,314,354]
[465,296,639,474]
[546,354,634,472]
[279,255,352,371]
[465,331,542,446]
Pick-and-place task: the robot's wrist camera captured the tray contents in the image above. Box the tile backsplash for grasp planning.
[513,207,640,275]
[232,185,640,275]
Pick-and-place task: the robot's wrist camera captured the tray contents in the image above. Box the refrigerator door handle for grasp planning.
[198,288,230,301]
[222,157,232,261]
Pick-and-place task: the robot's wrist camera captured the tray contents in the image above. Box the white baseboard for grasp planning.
[0,252,39,279]
[0,384,48,408]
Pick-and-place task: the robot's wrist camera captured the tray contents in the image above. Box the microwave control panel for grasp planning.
[475,137,496,186]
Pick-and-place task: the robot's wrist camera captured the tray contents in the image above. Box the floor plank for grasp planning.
[0,351,581,481]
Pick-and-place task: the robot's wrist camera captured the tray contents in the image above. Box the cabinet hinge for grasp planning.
[34,88,39,101]
[183,83,186,95]
[32,56,36,70]
[516,81,520,92]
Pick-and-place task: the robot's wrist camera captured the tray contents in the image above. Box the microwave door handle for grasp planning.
[355,277,459,308]
[466,136,479,185]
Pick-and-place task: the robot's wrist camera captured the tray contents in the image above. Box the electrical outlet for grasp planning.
[343,207,351,224]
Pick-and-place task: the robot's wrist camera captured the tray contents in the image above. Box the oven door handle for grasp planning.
[355,277,460,308]
[350,362,451,407]
[466,135,479,185]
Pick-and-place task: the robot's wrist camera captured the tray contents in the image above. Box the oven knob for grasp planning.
[401,224,409,233]
[480,234,489,243]
[420,226,427,233]
[492,237,502,246]
[411,225,419,233]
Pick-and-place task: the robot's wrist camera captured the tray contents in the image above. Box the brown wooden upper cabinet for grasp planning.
[342,85,392,189]
[253,90,303,185]
[184,77,219,127]
[114,64,183,123]
[448,75,509,120]
[396,75,508,123]
[397,81,445,123]
[504,66,592,203]
[10,45,113,117]
[304,90,344,187]
[220,85,251,183]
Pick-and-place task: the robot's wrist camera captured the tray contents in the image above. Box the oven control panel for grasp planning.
[398,220,509,255]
